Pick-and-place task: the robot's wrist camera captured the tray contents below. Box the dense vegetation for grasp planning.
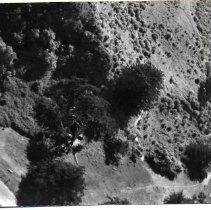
[181,142,211,182]
[109,63,164,123]
[0,3,165,206]
[145,144,181,180]
[17,160,85,206]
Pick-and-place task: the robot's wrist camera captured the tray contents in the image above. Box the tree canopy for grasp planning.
[17,160,85,206]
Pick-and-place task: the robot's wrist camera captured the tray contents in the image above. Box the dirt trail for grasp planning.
[121,182,201,194]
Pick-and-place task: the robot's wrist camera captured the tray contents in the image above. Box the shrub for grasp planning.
[17,159,85,206]
[34,97,61,131]
[164,191,193,204]
[181,142,211,182]
[0,77,39,136]
[76,94,117,141]
[198,77,211,106]
[27,132,58,164]
[103,130,129,166]
[111,62,164,116]
[102,196,130,205]
[0,37,17,66]
[145,144,181,180]
[193,192,206,203]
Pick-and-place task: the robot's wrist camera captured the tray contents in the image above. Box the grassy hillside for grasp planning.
[0,128,28,206]
[1,0,211,206]
[95,0,211,180]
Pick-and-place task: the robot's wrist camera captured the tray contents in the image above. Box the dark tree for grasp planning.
[103,135,129,166]
[181,142,211,182]
[27,132,59,164]
[164,191,193,204]
[45,77,117,142]
[76,94,117,141]
[145,144,181,180]
[111,63,164,116]
[17,160,85,206]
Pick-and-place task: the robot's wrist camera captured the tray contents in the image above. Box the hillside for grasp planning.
[96,0,210,164]
[0,128,28,206]
[0,0,211,206]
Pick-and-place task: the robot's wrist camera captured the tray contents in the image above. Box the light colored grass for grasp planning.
[0,127,29,193]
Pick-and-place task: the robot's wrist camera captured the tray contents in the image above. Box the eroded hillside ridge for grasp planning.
[94,0,211,178]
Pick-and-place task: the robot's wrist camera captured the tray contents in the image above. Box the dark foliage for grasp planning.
[0,3,108,84]
[33,78,122,165]
[44,77,117,141]
[102,196,130,205]
[76,94,117,141]
[34,97,61,131]
[58,43,113,85]
[197,192,206,203]
[17,160,85,206]
[198,79,211,106]
[193,192,207,203]
[164,191,193,204]
[145,145,181,180]
[0,77,39,136]
[27,132,59,164]
[111,63,164,117]
[104,136,129,166]
[181,142,211,182]
[0,5,167,194]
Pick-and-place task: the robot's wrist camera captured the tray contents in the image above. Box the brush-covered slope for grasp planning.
[77,0,211,204]
[94,0,211,179]
[0,0,211,206]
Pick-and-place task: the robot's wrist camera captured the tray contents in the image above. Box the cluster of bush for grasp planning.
[164,191,207,204]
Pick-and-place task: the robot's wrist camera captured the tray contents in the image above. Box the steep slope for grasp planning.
[0,180,16,207]
[1,1,211,206]
[63,0,211,204]
[0,127,29,206]
[93,0,211,178]
[64,140,211,204]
